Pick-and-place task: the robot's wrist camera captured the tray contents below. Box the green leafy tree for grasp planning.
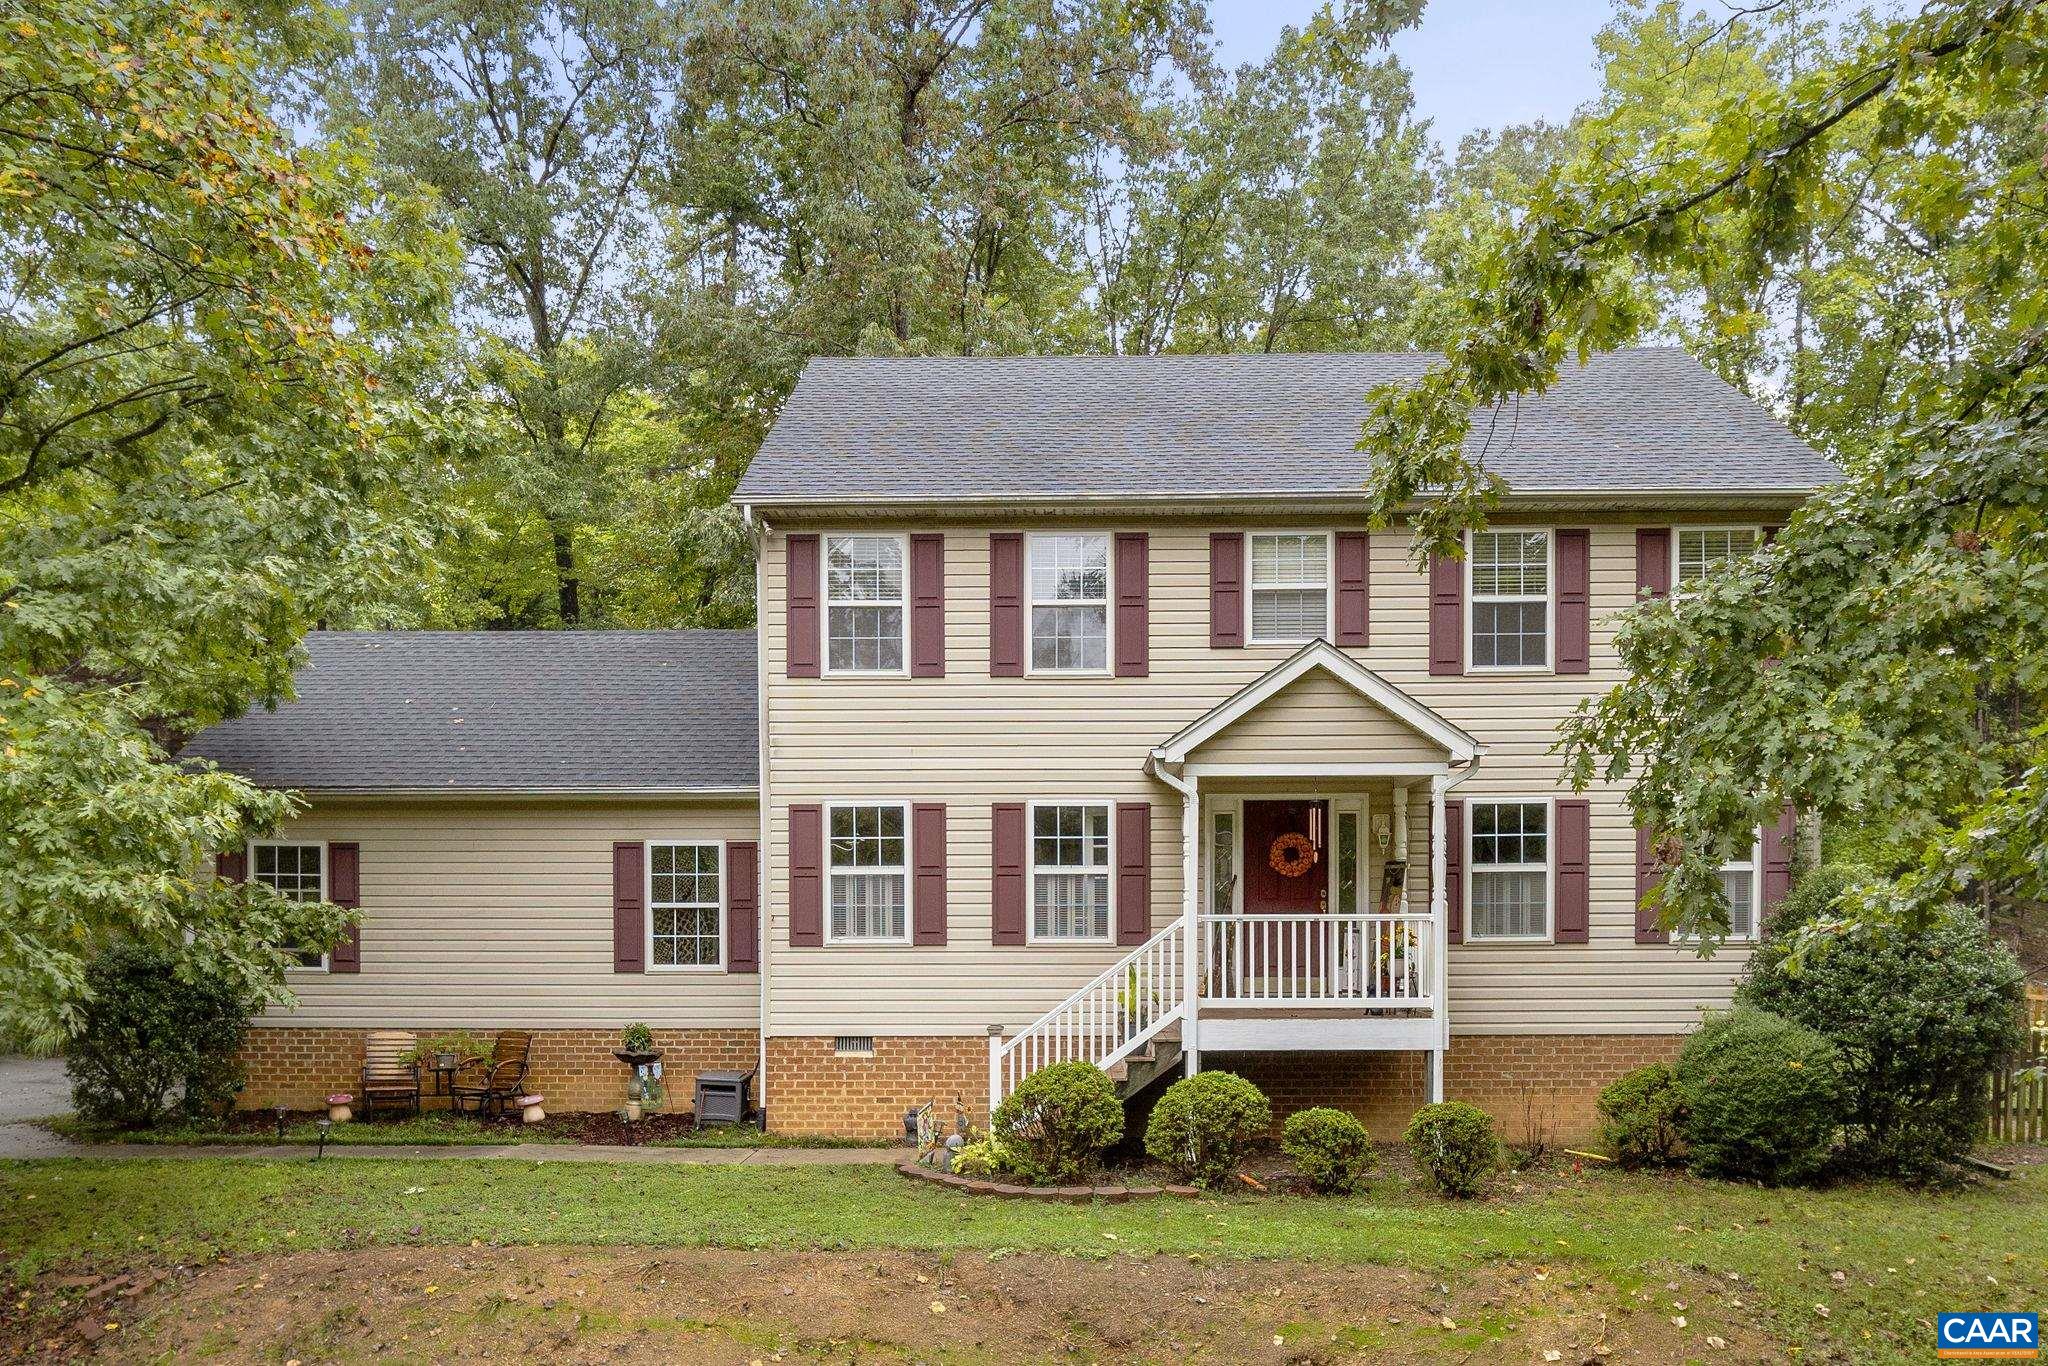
[0,0,461,1041]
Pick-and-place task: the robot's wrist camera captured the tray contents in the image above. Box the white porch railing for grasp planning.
[1200,913,1435,1008]
[989,916,1185,1108]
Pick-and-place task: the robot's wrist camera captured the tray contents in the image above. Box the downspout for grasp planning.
[744,504,773,1125]
[1150,756,1200,1074]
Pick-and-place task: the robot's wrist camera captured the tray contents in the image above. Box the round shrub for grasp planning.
[1145,1070,1272,1187]
[1763,862,1860,937]
[1280,1107,1376,1194]
[1740,896,2026,1177]
[1675,1009,1842,1184]
[65,945,254,1128]
[1596,1063,1687,1168]
[1402,1100,1499,1198]
[990,1061,1124,1184]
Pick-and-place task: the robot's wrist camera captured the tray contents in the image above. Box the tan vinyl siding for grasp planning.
[252,799,761,1029]
[761,517,1751,1039]
[1189,670,1447,767]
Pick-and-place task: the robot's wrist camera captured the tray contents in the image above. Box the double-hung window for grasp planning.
[252,841,328,969]
[1676,527,1760,591]
[825,535,906,673]
[827,803,909,943]
[1714,831,1764,940]
[1468,801,1549,941]
[1028,534,1109,672]
[1030,803,1112,941]
[1469,530,1550,670]
[1248,532,1331,644]
[649,842,723,968]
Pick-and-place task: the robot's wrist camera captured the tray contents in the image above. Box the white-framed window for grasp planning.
[1029,802,1113,942]
[647,841,723,969]
[1247,531,1332,644]
[826,802,910,943]
[252,840,328,970]
[1467,800,1550,941]
[1468,529,1551,670]
[824,534,907,674]
[1676,526,1761,590]
[1027,534,1110,673]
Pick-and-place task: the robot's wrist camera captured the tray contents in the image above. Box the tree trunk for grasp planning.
[554,527,581,625]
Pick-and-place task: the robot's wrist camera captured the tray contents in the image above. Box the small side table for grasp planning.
[694,1069,756,1130]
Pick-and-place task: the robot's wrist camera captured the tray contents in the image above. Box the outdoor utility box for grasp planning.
[693,1069,755,1128]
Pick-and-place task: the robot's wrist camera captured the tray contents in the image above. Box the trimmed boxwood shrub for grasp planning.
[1597,1063,1687,1168]
[1280,1106,1376,1194]
[1403,1100,1499,1197]
[1740,893,2026,1178]
[1145,1071,1272,1187]
[65,946,254,1128]
[1676,1008,1841,1184]
[990,1061,1124,1184]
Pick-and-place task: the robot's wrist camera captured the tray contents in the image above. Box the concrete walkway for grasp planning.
[0,1055,70,1124]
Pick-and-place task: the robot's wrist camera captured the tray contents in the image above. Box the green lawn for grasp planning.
[40,1113,869,1149]
[3,1155,2044,1361]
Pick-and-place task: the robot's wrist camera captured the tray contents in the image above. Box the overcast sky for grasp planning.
[1205,0,1617,148]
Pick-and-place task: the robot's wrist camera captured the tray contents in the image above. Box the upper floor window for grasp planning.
[1469,530,1550,670]
[1029,534,1109,672]
[649,842,722,968]
[1031,803,1111,941]
[253,841,327,970]
[1468,800,1549,941]
[1249,532,1330,644]
[827,802,908,943]
[1676,527,1760,589]
[825,535,905,674]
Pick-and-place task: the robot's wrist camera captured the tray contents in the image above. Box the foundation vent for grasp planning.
[834,1035,876,1057]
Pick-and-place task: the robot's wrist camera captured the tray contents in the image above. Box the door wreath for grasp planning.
[1267,831,1318,878]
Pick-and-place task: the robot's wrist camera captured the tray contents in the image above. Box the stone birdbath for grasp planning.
[613,1048,663,1121]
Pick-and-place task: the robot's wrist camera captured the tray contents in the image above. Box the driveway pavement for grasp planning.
[0,1055,68,1124]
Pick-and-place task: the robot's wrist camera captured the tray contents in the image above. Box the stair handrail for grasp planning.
[989,914,1186,1109]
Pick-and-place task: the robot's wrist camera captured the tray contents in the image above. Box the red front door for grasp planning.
[1241,799,1329,914]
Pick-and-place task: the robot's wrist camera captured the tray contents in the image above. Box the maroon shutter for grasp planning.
[1634,823,1668,944]
[909,533,945,677]
[327,842,361,973]
[1556,529,1591,675]
[788,805,823,947]
[1635,527,1672,599]
[1115,802,1151,945]
[1553,801,1590,943]
[1209,533,1244,648]
[991,803,1026,945]
[989,533,1025,677]
[1444,800,1464,944]
[612,840,645,973]
[1761,804,1796,921]
[1114,532,1149,677]
[786,534,821,678]
[912,803,947,946]
[216,850,247,883]
[1334,531,1369,646]
[1428,551,1463,675]
[726,841,759,972]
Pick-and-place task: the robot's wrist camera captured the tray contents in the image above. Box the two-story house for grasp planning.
[188,348,1838,1141]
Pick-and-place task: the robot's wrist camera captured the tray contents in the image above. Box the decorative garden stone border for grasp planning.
[896,1159,1201,1201]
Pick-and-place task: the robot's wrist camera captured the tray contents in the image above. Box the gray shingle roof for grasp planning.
[183,631,757,793]
[734,347,1837,503]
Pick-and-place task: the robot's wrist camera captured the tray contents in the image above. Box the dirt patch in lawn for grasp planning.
[8,1243,1778,1363]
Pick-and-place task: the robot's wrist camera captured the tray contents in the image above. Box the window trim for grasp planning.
[1673,524,1764,595]
[1024,799,1118,945]
[822,799,914,946]
[643,838,728,973]
[1465,527,1555,675]
[821,532,911,678]
[1463,797,1555,945]
[1023,532,1115,677]
[248,838,330,973]
[1245,529,1336,647]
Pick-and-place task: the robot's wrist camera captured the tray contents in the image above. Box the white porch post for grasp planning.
[987,1024,1004,1117]
[1181,771,1201,1075]
[1427,773,1450,1104]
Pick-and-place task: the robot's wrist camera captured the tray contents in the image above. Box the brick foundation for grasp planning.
[236,1027,758,1113]
[764,1036,991,1140]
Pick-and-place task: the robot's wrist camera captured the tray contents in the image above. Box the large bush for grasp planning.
[990,1061,1124,1184]
[1676,1009,1842,1184]
[1764,862,1860,937]
[1403,1100,1499,1197]
[1597,1064,1687,1168]
[1280,1107,1376,1194]
[65,946,254,1128]
[1740,895,2026,1177]
[1145,1071,1271,1187]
